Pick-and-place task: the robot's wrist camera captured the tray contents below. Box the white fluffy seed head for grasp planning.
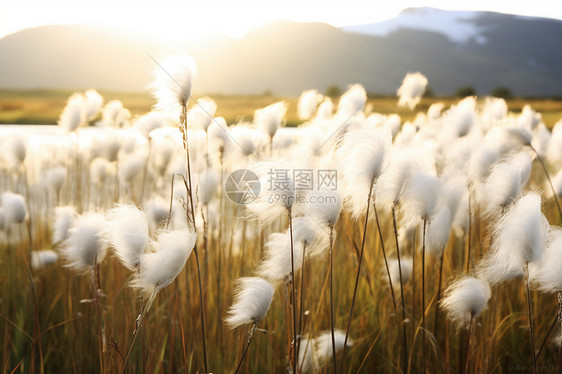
[119,152,145,183]
[257,231,304,282]
[58,93,85,132]
[397,72,428,110]
[1,192,27,225]
[6,135,27,167]
[399,171,443,228]
[316,97,334,119]
[375,147,420,210]
[387,257,413,292]
[503,125,533,148]
[297,336,315,373]
[52,206,76,245]
[315,330,353,367]
[131,229,196,297]
[425,206,452,256]
[246,163,295,224]
[304,189,343,227]
[145,195,170,231]
[440,276,491,328]
[104,205,149,271]
[101,100,129,128]
[188,97,217,131]
[478,193,548,284]
[84,89,104,121]
[530,227,562,293]
[150,55,197,113]
[478,161,522,215]
[133,111,168,138]
[90,157,111,184]
[292,216,328,258]
[467,145,500,184]
[255,101,287,139]
[298,89,323,120]
[45,166,67,193]
[198,169,220,206]
[338,128,391,218]
[337,84,367,117]
[31,250,59,271]
[61,212,107,273]
[225,277,274,329]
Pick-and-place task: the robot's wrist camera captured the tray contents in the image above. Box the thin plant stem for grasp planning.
[525,263,537,374]
[464,314,474,374]
[92,261,105,374]
[181,104,209,373]
[466,189,472,273]
[412,230,416,327]
[297,242,307,370]
[288,209,298,374]
[234,324,257,374]
[121,299,149,374]
[433,252,446,339]
[392,206,409,373]
[329,223,337,373]
[373,201,405,372]
[530,145,562,221]
[421,218,427,373]
[139,137,152,204]
[558,292,562,374]
[536,313,557,360]
[373,201,397,311]
[343,178,374,365]
[193,246,208,373]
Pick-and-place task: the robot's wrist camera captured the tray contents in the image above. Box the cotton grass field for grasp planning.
[1,56,562,374]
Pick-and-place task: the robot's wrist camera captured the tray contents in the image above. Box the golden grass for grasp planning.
[1,88,562,372]
[0,90,561,128]
[1,159,561,373]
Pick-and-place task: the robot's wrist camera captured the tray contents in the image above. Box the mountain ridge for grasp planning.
[1,8,561,96]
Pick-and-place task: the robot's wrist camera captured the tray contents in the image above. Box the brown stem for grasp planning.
[329,223,337,373]
[182,104,208,373]
[525,263,537,374]
[392,206,409,373]
[530,145,562,221]
[288,209,298,374]
[422,218,427,373]
[343,179,374,365]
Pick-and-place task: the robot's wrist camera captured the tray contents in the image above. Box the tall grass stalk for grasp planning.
[329,222,337,373]
[421,218,427,373]
[234,324,257,374]
[558,292,562,373]
[180,104,209,373]
[288,209,298,374]
[392,206,409,373]
[373,201,404,371]
[525,263,537,373]
[342,178,374,366]
[529,145,562,221]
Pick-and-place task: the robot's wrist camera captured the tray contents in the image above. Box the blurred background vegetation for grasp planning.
[1,89,561,129]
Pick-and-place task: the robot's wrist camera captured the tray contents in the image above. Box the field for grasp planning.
[1,82,562,374]
[1,89,562,128]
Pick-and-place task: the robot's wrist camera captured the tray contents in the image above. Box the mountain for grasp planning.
[0,8,561,96]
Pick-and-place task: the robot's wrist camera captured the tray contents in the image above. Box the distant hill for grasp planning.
[1,8,561,96]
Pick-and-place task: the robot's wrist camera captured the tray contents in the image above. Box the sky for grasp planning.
[1,0,561,40]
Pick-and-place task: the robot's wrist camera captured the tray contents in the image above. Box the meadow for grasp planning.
[1,88,562,129]
[1,65,562,374]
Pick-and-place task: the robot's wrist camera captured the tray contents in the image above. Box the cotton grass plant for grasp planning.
[5,65,562,374]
